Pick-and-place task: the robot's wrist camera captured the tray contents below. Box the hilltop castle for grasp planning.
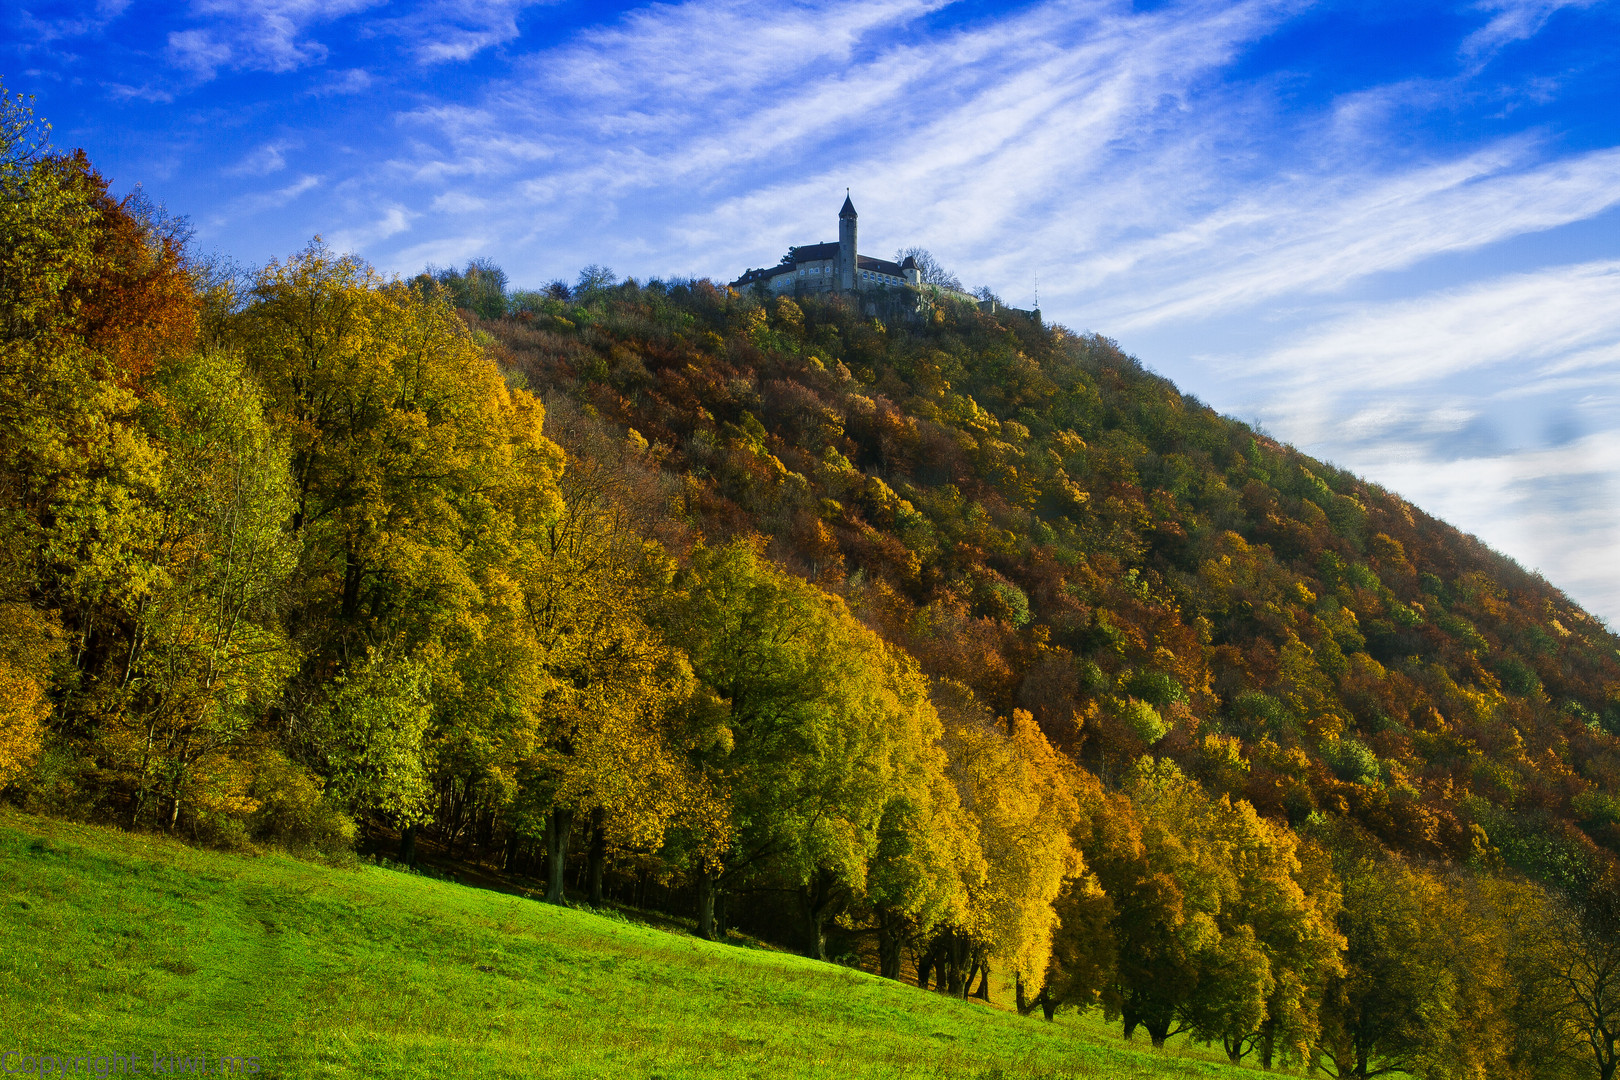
[729,195,1034,320]
[729,195,934,297]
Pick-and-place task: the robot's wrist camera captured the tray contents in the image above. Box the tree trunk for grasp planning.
[877,912,903,980]
[972,955,991,1001]
[1016,974,1035,1015]
[943,932,970,997]
[695,868,718,941]
[799,871,836,961]
[586,808,607,907]
[1146,1018,1172,1050]
[1122,1008,1140,1042]
[803,899,827,962]
[1258,1016,1275,1070]
[916,942,936,990]
[544,807,574,905]
[1040,988,1056,1022]
[399,823,417,867]
[341,546,363,621]
[476,806,495,856]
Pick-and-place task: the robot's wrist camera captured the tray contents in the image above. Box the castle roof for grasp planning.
[790,242,840,262]
[729,264,794,287]
[840,193,857,219]
[775,245,905,277]
[858,255,905,277]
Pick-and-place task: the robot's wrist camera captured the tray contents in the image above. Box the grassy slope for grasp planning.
[0,812,1272,1080]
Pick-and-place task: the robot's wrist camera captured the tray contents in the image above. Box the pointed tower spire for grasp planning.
[838,190,858,291]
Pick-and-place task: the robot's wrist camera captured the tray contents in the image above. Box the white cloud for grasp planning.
[383,0,554,64]
[1461,0,1599,61]
[156,0,551,83]
[165,0,380,79]
[226,140,296,177]
[15,0,132,45]
[1088,146,1620,331]
[327,204,415,253]
[166,28,235,78]
[1236,259,1620,391]
[105,81,175,104]
[537,0,947,106]
[431,191,488,213]
[224,174,322,218]
[310,67,373,95]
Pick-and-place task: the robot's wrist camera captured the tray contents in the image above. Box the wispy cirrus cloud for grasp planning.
[327,204,415,253]
[215,173,322,221]
[1085,145,1620,331]
[537,0,949,107]
[106,81,175,104]
[1461,0,1599,60]
[1239,259,1620,392]
[378,0,555,64]
[308,67,372,96]
[225,139,297,177]
[165,0,380,79]
[159,0,552,82]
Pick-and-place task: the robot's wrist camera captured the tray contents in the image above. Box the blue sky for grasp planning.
[8,0,1620,623]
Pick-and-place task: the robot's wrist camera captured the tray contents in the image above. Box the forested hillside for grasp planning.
[5,83,1620,1079]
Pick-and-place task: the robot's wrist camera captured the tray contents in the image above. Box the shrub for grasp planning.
[1496,657,1542,698]
[1121,699,1169,746]
[1225,691,1297,741]
[249,749,356,854]
[1125,669,1184,708]
[1322,737,1380,786]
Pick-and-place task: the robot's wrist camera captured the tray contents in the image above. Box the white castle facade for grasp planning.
[729,195,929,297]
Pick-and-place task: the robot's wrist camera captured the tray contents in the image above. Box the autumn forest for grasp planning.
[6,86,1620,1079]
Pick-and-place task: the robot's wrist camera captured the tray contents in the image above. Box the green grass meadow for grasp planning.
[0,811,1269,1078]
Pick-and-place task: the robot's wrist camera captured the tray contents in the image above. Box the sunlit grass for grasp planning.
[1,810,1271,1078]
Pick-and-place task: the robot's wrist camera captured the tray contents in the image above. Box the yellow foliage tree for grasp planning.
[932,684,1084,999]
[0,603,56,788]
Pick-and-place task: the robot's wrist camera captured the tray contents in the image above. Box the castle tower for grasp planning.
[838,192,858,292]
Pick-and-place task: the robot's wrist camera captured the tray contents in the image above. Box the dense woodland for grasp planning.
[7,86,1620,1078]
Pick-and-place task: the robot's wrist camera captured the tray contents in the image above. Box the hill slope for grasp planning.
[485,281,1620,882]
[0,811,1249,1079]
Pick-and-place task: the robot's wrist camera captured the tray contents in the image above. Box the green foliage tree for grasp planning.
[238,241,566,842]
[668,541,940,955]
[1316,853,1472,1078]
[98,348,298,832]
